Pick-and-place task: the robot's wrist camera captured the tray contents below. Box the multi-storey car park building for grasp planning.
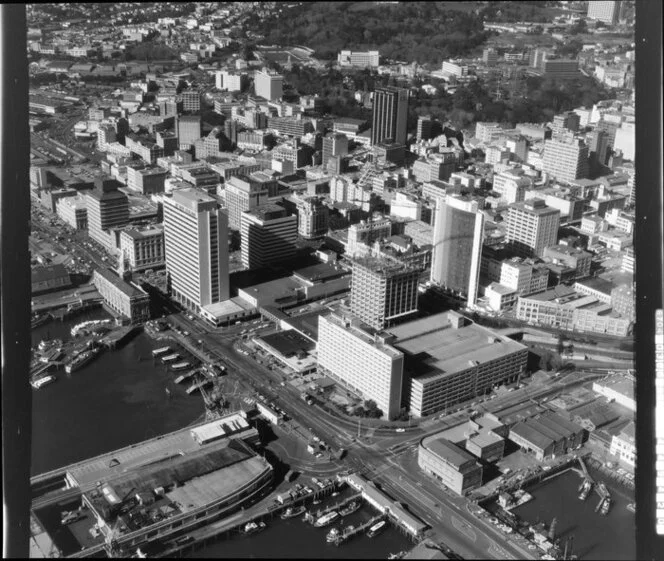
[505,199,560,258]
[430,196,484,308]
[317,312,405,420]
[240,204,298,270]
[371,86,409,146]
[92,267,151,323]
[388,312,528,418]
[163,189,229,314]
[350,256,419,331]
[119,226,165,272]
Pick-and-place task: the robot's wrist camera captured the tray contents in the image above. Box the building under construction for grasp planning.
[349,256,420,330]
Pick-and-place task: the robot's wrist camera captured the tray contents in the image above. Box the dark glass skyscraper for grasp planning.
[371,86,408,146]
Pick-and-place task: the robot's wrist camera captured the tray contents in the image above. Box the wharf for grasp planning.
[333,513,386,546]
[155,479,343,558]
[305,493,362,522]
[99,325,140,350]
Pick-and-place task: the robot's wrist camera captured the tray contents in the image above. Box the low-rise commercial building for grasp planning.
[56,194,88,230]
[592,375,635,412]
[609,421,635,467]
[418,436,483,495]
[93,268,151,323]
[119,227,165,272]
[31,264,72,295]
[508,411,584,460]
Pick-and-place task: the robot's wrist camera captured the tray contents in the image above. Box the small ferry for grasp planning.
[31,375,56,390]
[241,521,266,535]
[367,520,386,538]
[161,353,180,364]
[326,528,340,543]
[281,506,306,520]
[627,503,636,513]
[339,501,361,517]
[151,346,171,358]
[174,372,195,384]
[578,480,592,501]
[600,497,612,515]
[65,348,101,373]
[314,511,339,527]
[171,362,191,371]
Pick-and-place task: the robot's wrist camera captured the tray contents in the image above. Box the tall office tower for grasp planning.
[350,256,419,330]
[542,138,589,183]
[371,86,408,146]
[224,119,238,147]
[506,199,560,258]
[163,188,229,312]
[97,124,116,151]
[589,129,610,168]
[430,196,484,307]
[85,176,129,249]
[175,115,203,147]
[321,132,348,167]
[224,174,270,229]
[240,204,297,269]
[587,0,621,25]
[550,111,580,138]
[295,196,329,239]
[181,90,201,112]
[159,99,182,117]
[416,115,433,141]
[254,69,283,101]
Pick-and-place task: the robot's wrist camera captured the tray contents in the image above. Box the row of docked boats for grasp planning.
[325,519,386,543]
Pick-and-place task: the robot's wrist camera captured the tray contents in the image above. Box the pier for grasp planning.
[333,514,386,546]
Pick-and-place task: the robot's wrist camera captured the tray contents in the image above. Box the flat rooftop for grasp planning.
[284,308,332,342]
[258,330,315,357]
[94,267,146,299]
[67,414,256,489]
[292,263,350,284]
[594,374,634,401]
[388,312,527,381]
[421,436,477,469]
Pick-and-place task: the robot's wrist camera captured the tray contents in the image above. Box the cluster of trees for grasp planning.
[353,399,383,419]
[129,41,179,62]
[245,2,490,65]
[478,1,561,23]
[534,347,570,372]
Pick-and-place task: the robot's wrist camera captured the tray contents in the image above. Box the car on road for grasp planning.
[396,428,405,433]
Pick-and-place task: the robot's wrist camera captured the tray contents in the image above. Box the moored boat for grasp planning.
[326,527,340,543]
[339,501,360,517]
[65,348,102,373]
[314,511,339,527]
[151,346,171,357]
[241,521,266,535]
[627,503,635,513]
[600,497,611,515]
[281,506,306,519]
[31,375,56,389]
[367,520,386,538]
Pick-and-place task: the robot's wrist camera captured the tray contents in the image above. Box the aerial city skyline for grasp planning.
[15,1,649,559]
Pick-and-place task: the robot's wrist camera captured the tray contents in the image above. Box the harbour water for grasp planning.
[186,486,414,559]
[511,466,635,560]
[30,313,415,558]
[31,310,205,475]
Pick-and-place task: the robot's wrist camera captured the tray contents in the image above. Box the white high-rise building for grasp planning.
[587,1,621,25]
[317,312,404,420]
[492,169,533,206]
[254,70,283,101]
[163,188,229,313]
[430,196,484,307]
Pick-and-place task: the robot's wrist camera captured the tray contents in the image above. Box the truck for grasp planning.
[300,392,313,405]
